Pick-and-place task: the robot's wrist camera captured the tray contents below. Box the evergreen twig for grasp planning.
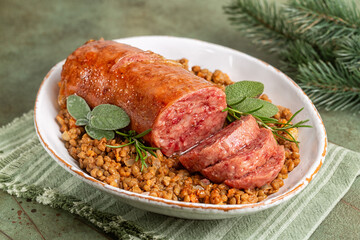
[286,0,360,46]
[289,0,360,28]
[224,0,360,113]
[335,35,360,72]
[224,0,296,52]
[298,61,360,112]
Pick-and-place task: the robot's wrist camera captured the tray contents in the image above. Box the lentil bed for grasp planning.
[56,59,300,205]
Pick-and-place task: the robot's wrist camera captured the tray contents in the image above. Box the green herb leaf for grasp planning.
[90,104,130,130]
[232,98,278,117]
[225,81,264,105]
[85,125,114,140]
[66,95,91,120]
[75,118,88,126]
[86,111,92,120]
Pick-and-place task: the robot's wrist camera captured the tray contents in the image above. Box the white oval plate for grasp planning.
[34,36,327,220]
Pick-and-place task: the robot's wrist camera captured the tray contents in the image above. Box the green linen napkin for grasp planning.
[1,111,360,240]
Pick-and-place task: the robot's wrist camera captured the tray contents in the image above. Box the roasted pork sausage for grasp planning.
[59,40,227,156]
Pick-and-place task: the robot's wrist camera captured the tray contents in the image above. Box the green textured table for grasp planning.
[1,0,359,239]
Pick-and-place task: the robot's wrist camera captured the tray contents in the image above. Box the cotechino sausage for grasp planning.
[59,40,227,156]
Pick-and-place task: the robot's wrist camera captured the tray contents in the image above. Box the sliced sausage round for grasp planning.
[224,146,285,189]
[201,128,277,183]
[179,115,260,172]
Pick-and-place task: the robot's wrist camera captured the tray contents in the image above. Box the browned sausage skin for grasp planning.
[59,40,227,156]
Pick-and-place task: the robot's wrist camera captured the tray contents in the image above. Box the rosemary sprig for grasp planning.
[223,106,312,147]
[106,129,159,171]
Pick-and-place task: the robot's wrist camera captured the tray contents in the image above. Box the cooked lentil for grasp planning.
[56,59,300,205]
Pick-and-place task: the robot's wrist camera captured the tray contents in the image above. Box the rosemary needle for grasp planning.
[106,129,160,171]
[224,106,312,147]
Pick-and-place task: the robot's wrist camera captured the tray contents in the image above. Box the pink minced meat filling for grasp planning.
[201,128,277,183]
[151,87,227,156]
[224,146,285,189]
[179,115,259,172]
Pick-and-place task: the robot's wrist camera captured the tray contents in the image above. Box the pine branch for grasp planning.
[289,0,360,28]
[278,39,321,74]
[297,60,360,112]
[223,0,296,52]
[224,0,360,113]
[335,35,360,72]
[224,0,334,62]
[285,1,360,46]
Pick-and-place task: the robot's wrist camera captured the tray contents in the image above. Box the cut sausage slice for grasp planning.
[201,128,277,183]
[59,40,227,156]
[179,115,260,172]
[224,146,285,189]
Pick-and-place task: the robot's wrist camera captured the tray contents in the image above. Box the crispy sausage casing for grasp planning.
[59,40,227,156]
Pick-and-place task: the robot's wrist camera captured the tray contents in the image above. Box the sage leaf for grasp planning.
[86,111,92,120]
[67,95,91,120]
[90,104,130,130]
[233,98,278,117]
[85,125,114,140]
[75,118,88,126]
[226,81,264,105]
